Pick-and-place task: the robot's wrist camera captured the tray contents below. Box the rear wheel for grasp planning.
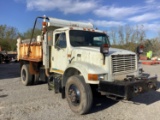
[21,64,33,86]
[65,75,93,115]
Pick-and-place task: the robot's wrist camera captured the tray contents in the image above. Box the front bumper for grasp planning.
[99,75,158,100]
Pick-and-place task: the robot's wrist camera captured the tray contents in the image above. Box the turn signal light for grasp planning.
[88,74,98,81]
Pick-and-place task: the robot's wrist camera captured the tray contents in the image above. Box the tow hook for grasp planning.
[134,86,143,93]
[148,82,154,89]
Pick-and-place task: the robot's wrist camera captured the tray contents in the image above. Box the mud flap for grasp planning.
[48,75,62,93]
[48,76,54,91]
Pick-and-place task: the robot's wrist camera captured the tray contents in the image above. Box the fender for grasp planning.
[62,61,107,86]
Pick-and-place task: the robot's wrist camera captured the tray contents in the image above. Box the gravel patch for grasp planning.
[0,63,160,120]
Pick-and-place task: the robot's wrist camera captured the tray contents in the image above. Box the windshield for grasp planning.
[69,30,110,47]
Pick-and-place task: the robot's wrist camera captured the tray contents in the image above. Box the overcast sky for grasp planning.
[0,0,160,38]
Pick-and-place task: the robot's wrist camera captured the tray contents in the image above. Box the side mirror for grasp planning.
[100,44,109,54]
[136,45,144,54]
[100,44,109,65]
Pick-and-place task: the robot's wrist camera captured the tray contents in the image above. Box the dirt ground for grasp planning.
[0,62,160,120]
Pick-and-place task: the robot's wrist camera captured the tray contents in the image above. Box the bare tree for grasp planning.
[118,26,124,45]
[109,28,117,45]
[157,30,160,42]
[139,25,146,43]
[130,31,136,43]
[133,25,146,44]
[125,25,133,43]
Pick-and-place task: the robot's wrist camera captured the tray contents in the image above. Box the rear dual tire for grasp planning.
[21,64,33,86]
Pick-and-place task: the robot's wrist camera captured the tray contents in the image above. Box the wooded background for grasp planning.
[0,24,160,56]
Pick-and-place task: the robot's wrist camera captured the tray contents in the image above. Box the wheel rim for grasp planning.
[68,84,80,106]
[22,69,26,81]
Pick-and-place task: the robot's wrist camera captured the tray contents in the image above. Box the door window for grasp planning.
[55,33,66,48]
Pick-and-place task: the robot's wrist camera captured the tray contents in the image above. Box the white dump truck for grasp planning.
[17,16,158,114]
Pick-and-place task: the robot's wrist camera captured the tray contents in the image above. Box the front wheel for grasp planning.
[65,75,93,115]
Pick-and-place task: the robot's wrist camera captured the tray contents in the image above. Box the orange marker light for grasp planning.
[48,36,51,41]
[67,54,71,58]
[42,22,47,26]
[88,74,98,81]
[70,27,73,30]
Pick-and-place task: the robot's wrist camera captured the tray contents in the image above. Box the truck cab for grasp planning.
[17,16,158,115]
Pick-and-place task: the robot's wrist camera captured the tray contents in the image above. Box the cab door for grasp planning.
[51,32,68,73]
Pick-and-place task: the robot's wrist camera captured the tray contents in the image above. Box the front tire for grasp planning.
[65,75,93,115]
[21,64,33,86]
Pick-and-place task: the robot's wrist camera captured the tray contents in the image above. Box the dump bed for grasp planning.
[17,38,42,62]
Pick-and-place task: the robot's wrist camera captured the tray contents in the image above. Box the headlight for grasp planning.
[98,74,107,81]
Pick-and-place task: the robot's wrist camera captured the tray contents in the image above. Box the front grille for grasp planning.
[112,54,136,74]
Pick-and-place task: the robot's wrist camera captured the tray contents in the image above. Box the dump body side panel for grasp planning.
[17,41,42,62]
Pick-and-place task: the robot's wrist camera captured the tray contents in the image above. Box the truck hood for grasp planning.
[72,47,135,55]
[71,46,137,76]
